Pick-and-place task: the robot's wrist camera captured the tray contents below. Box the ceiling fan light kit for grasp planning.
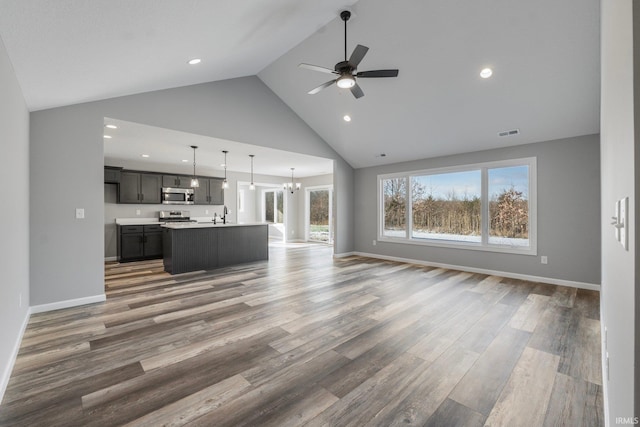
[336,75,356,89]
[299,10,399,99]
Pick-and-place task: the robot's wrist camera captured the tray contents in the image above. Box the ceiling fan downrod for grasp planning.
[341,10,351,62]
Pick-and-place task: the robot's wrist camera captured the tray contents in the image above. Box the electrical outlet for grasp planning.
[205,209,209,215]
[372,240,377,246]
[540,255,548,264]
[136,209,141,216]
[75,208,85,219]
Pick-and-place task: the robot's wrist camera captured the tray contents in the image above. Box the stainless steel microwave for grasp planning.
[161,187,195,205]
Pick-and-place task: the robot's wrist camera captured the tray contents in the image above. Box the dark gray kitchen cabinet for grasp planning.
[209,178,225,205]
[119,172,161,204]
[193,177,225,205]
[117,224,163,262]
[162,175,192,189]
[193,178,210,205]
[142,224,163,258]
[104,166,122,184]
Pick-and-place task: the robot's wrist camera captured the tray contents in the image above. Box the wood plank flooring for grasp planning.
[0,244,603,426]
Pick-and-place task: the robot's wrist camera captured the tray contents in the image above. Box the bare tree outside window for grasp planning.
[488,165,529,246]
[411,170,481,242]
[382,177,407,237]
[309,189,330,242]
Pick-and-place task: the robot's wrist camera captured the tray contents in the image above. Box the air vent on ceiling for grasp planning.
[375,153,387,158]
[498,128,520,137]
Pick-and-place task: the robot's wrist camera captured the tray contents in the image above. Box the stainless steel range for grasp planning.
[158,210,195,223]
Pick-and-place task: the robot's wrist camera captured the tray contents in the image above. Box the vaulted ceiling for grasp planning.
[0,0,600,169]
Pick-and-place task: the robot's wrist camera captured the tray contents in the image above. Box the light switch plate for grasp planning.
[614,200,621,242]
[75,208,85,219]
[620,197,629,250]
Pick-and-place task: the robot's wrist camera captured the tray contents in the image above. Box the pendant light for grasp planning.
[283,168,301,193]
[249,155,255,190]
[190,145,199,188]
[222,150,229,189]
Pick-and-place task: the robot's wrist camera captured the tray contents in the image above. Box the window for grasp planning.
[488,165,530,247]
[378,158,536,254]
[306,186,334,243]
[411,170,481,243]
[264,190,284,224]
[382,177,407,238]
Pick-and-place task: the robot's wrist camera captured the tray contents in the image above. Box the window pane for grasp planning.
[309,190,330,242]
[411,170,481,242]
[265,192,274,223]
[276,191,284,223]
[488,165,529,247]
[383,178,407,237]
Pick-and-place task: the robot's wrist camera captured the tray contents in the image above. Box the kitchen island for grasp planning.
[162,222,269,274]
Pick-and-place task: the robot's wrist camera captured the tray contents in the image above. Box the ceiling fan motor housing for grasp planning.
[335,60,355,74]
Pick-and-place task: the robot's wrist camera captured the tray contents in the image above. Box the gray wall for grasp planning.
[0,36,30,400]
[353,134,601,285]
[31,76,354,306]
[601,0,637,422]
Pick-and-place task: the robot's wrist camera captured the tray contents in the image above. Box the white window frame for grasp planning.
[377,157,537,255]
[238,189,245,213]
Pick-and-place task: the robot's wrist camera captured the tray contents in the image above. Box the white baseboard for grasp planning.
[346,251,600,291]
[600,317,610,426]
[333,251,357,259]
[0,307,31,405]
[30,294,106,314]
[104,256,117,262]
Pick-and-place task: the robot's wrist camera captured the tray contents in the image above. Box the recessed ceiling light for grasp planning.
[343,115,351,122]
[103,135,112,139]
[188,58,201,65]
[105,124,118,129]
[141,154,150,158]
[181,159,189,163]
[480,68,493,78]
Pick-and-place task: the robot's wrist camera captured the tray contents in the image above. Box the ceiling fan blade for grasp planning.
[308,79,336,95]
[299,63,338,75]
[349,45,369,67]
[350,83,364,99]
[356,69,399,78]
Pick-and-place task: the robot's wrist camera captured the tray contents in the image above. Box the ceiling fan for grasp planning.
[299,10,399,99]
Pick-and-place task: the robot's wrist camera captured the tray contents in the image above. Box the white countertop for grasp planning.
[162,222,266,229]
[115,218,161,225]
[115,216,219,225]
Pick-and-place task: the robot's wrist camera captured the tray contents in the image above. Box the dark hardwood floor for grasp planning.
[0,244,603,426]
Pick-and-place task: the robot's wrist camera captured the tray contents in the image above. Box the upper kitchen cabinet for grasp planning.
[209,178,224,205]
[162,175,192,189]
[118,172,161,204]
[193,178,210,205]
[194,177,225,205]
[104,166,122,184]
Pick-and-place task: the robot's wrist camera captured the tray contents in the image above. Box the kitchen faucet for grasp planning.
[222,205,228,224]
